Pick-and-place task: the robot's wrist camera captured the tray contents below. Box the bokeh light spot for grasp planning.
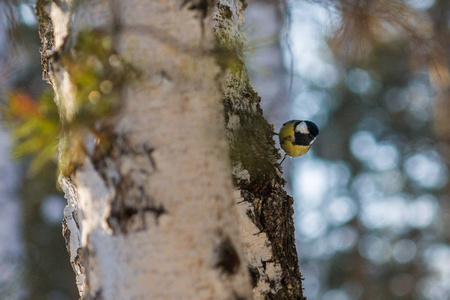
[358,234,391,264]
[404,152,448,189]
[41,195,65,224]
[360,196,408,230]
[405,0,435,10]
[384,88,409,112]
[299,210,327,239]
[323,289,350,300]
[408,194,438,228]
[346,68,372,94]
[326,197,357,226]
[393,239,417,263]
[88,90,101,103]
[20,4,37,26]
[294,159,328,206]
[350,131,377,162]
[369,142,399,171]
[327,226,358,252]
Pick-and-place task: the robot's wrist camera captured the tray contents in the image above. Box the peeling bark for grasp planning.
[38,0,252,298]
[214,1,306,299]
[36,0,304,299]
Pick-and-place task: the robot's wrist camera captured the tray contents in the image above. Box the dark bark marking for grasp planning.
[62,218,71,253]
[89,288,103,300]
[109,204,167,225]
[36,0,55,81]
[143,144,157,170]
[217,3,233,19]
[248,264,259,288]
[181,0,211,19]
[106,176,168,233]
[214,236,241,275]
[181,0,213,37]
[91,131,162,234]
[233,291,249,300]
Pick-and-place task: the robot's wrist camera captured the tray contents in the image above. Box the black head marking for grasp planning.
[305,121,319,137]
[293,120,319,146]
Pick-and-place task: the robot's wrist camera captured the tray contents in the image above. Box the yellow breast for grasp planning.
[280,139,310,157]
[279,121,311,157]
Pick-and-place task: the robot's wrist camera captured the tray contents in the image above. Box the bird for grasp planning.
[277,120,319,164]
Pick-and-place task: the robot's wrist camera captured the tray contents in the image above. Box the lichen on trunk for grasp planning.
[214,1,306,299]
[36,0,304,299]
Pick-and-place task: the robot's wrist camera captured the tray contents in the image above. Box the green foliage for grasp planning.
[57,30,139,175]
[62,29,139,126]
[2,29,140,176]
[2,89,60,176]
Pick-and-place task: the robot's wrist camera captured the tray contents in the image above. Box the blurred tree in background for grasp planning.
[0,1,76,299]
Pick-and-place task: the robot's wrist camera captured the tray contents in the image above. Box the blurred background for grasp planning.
[246,0,450,299]
[0,0,449,299]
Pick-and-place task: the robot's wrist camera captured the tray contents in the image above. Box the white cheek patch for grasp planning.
[295,122,309,134]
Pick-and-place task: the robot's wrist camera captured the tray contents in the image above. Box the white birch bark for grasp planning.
[38,0,253,298]
[37,0,305,298]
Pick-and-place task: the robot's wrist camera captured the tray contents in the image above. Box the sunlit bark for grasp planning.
[36,0,305,299]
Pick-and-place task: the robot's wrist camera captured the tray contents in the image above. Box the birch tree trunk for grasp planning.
[36,0,305,299]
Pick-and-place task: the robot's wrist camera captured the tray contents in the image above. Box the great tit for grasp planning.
[278,120,319,164]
